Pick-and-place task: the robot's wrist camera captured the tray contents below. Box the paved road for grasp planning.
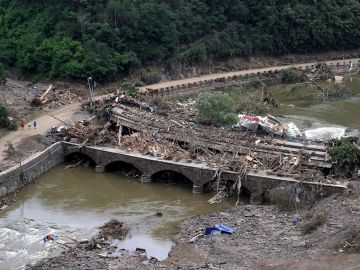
[140,58,360,90]
[1,57,359,160]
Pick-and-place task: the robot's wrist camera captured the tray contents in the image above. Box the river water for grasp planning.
[270,77,360,130]
[0,165,235,270]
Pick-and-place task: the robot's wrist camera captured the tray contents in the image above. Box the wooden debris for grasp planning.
[48,94,332,188]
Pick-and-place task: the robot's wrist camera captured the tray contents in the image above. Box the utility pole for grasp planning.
[87,76,96,106]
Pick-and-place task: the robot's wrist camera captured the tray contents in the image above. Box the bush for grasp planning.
[122,81,139,98]
[0,104,17,130]
[195,92,238,126]
[0,104,8,119]
[329,138,360,176]
[281,68,306,84]
[236,96,269,115]
[244,78,265,90]
[300,212,327,235]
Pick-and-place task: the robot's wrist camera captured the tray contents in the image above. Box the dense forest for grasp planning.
[0,0,359,79]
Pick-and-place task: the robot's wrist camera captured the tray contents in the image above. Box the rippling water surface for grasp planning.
[0,165,235,269]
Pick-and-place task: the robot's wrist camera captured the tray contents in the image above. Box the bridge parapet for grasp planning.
[0,142,347,201]
[141,58,360,100]
[63,143,347,201]
[64,143,216,187]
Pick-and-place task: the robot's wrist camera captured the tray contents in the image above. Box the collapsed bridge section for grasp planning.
[110,105,331,171]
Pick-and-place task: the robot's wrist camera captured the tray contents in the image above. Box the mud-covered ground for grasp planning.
[1,79,87,119]
[29,185,360,270]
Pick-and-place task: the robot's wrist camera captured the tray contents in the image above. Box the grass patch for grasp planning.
[300,212,327,235]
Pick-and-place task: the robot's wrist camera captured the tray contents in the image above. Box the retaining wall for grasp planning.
[0,142,65,197]
[142,59,360,100]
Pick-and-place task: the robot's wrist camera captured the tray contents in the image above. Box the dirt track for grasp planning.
[0,103,80,159]
[140,58,359,90]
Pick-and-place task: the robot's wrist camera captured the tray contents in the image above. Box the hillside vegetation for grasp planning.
[0,0,359,79]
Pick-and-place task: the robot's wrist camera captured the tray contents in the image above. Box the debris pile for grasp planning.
[237,114,302,138]
[64,122,97,142]
[99,219,129,240]
[43,89,83,108]
[32,83,84,108]
[338,226,360,253]
[47,120,104,145]
[120,132,194,161]
[308,63,334,82]
[48,94,334,192]
[0,197,16,210]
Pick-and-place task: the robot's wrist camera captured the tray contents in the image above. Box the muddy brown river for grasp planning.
[270,77,360,130]
[0,165,236,270]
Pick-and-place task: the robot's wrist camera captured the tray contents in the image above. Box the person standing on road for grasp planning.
[33,120,37,129]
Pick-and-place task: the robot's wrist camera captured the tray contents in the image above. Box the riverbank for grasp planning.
[29,185,360,270]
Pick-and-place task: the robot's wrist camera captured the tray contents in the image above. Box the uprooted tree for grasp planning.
[195,92,238,126]
[282,63,353,99]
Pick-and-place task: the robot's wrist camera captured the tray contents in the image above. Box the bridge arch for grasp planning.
[64,152,97,168]
[104,161,142,177]
[151,170,193,186]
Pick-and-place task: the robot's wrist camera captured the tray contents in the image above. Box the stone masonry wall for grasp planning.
[0,142,347,198]
[0,142,65,197]
[143,59,360,101]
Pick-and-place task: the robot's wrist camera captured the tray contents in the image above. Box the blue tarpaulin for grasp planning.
[204,224,235,235]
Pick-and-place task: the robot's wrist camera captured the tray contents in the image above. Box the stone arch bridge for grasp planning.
[64,143,346,200]
[0,142,347,199]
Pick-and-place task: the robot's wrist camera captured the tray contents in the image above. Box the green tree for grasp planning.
[0,103,16,130]
[0,0,359,79]
[329,138,360,176]
[0,63,7,85]
[122,81,138,98]
[83,39,129,78]
[196,92,238,126]
[136,2,179,61]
